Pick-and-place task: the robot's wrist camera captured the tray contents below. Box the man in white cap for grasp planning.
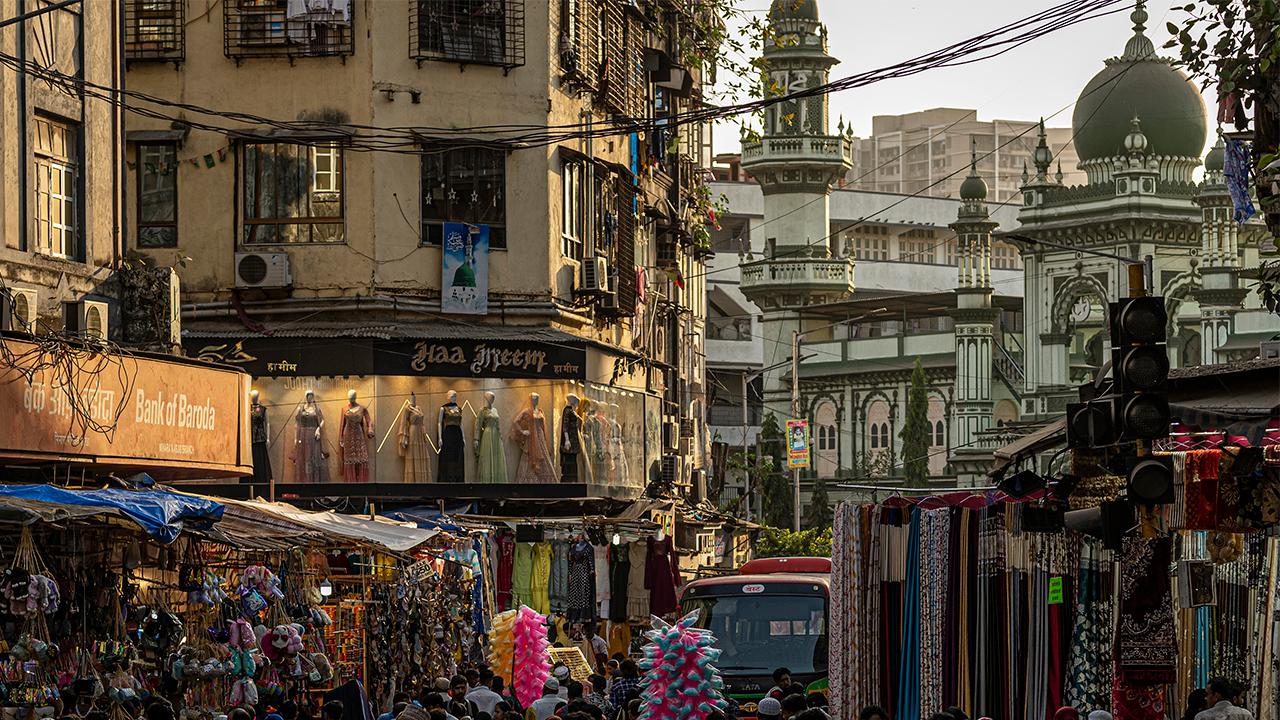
[1087,712,1113,720]
[525,679,566,720]
[757,697,783,720]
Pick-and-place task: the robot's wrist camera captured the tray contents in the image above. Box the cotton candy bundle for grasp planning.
[488,610,517,687]
[637,609,727,720]
[511,605,551,708]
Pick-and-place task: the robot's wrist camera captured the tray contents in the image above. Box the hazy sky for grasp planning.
[711,1,1207,154]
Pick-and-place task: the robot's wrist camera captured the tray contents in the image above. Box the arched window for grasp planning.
[933,420,945,448]
[878,423,890,450]
[869,426,879,449]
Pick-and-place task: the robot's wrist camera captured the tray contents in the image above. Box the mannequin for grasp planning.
[594,399,613,481]
[248,390,272,485]
[474,391,508,483]
[398,392,432,483]
[339,389,374,483]
[560,394,591,484]
[438,389,466,482]
[510,392,556,483]
[608,403,628,486]
[290,390,329,483]
[581,398,605,484]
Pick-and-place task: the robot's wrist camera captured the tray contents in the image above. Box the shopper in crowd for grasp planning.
[1196,677,1253,719]
[929,714,957,720]
[945,707,970,720]
[323,702,346,720]
[1052,708,1079,720]
[466,674,504,718]
[584,675,613,719]
[858,706,888,720]
[422,694,458,720]
[756,697,783,720]
[466,669,482,690]
[1183,689,1209,720]
[780,694,807,719]
[380,694,413,720]
[766,669,792,701]
[1086,712,1113,720]
[794,711,827,720]
[608,660,642,711]
[525,679,567,720]
[449,676,480,720]
[227,709,254,720]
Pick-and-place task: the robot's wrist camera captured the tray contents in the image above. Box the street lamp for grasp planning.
[789,307,888,531]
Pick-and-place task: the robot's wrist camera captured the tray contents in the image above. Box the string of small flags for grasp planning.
[126,146,230,176]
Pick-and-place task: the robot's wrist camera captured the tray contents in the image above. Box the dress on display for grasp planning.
[609,415,628,485]
[560,404,584,483]
[438,402,466,483]
[475,405,508,483]
[510,404,557,484]
[567,540,596,623]
[531,542,553,616]
[645,536,680,617]
[495,531,515,611]
[584,408,607,482]
[340,403,373,483]
[250,403,272,484]
[512,543,534,609]
[399,403,432,483]
[291,403,329,483]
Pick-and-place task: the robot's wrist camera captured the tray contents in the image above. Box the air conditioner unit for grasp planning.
[580,256,609,294]
[1262,340,1280,360]
[680,417,696,438]
[662,420,679,451]
[64,299,109,340]
[661,455,680,485]
[1,288,37,332]
[235,252,292,289]
[678,436,692,456]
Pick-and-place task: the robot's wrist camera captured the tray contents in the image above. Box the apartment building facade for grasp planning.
[123,0,715,502]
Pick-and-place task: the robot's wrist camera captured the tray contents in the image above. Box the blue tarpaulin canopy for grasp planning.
[0,484,224,543]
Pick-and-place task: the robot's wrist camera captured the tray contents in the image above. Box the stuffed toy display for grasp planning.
[636,610,728,720]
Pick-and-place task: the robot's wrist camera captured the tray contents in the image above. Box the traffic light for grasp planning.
[1109,297,1170,440]
[1126,455,1175,504]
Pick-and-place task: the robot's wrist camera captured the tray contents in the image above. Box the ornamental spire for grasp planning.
[1121,0,1155,61]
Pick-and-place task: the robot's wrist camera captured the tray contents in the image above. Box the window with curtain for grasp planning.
[561,158,587,260]
[241,141,345,244]
[421,146,507,248]
[137,143,177,247]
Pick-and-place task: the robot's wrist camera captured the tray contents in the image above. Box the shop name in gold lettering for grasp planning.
[410,342,549,375]
[266,360,298,373]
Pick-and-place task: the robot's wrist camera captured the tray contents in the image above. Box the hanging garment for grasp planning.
[438,402,466,482]
[511,405,557,483]
[1224,138,1257,224]
[588,410,610,483]
[627,542,648,620]
[291,403,330,483]
[609,417,629,485]
[1184,449,1224,530]
[607,621,631,659]
[561,404,584,483]
[917,508,949,718]
[475,405,508,483]
[609,543,631,624]
[1065,540,1112,713]
[340,403,373,483]
[531,542,553,616]
[1116,536,1176,684]
[512,542,534,609]
[399,403,433,483]
[645,536,679,618]
[594,544,611,620]
[567,540,596,623]
[496,531,515,611]
[250,403,272,483]
[550,541,569,615]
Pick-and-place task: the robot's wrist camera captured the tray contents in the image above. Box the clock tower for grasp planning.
[739,0,855,419]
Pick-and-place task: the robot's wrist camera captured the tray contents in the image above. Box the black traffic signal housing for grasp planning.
[1109,297,1170,440]
[1126,454,1175,505]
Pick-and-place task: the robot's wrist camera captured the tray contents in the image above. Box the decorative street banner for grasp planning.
[787,419,810,469]
[441,222,489,315]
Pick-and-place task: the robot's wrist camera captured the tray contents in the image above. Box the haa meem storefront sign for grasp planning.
[0,337,252,478]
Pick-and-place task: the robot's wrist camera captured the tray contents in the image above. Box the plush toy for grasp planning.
[636,610,728,720]
[510,606,552,708]
[226,618,256,650]
[309,652,334,683]
[230,677,258,706]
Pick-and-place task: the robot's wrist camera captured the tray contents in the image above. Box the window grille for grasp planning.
[125,0,184,62]
[225,0,354,60]
[410,0,525,69]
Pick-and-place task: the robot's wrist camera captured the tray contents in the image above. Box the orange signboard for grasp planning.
[0,338,252,477]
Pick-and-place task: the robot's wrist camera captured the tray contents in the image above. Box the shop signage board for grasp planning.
[441,222,489,315]
[1048,576,1064,604]
[787,419,810,469]
[188,337,588,381]
[0,338,251,476]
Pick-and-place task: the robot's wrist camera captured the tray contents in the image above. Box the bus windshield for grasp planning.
[682,593,828,675]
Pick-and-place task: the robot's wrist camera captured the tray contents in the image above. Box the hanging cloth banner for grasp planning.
[787,419,810,469]
[442,222,490,315]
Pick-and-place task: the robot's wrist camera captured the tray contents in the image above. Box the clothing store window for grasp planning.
[33,116,78,259]
[421,147,507,248]
[241,141,345,245]
[561,158,587,261]
[136,143,178,248]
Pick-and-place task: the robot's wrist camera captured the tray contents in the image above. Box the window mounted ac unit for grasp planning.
[1,288,37,332]
[581,256,609,294]
[661,455,680,485]
[235,252,292,289]
[65,299,109,340]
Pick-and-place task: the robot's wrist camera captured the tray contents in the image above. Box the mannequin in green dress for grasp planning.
[474,391,508,483]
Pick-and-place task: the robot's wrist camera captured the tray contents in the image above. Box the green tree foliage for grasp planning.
[804,476,833,530]
[755,527,833,559]
[899,358,931,487]
[758,412,794,528]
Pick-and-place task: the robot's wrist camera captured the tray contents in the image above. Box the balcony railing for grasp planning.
[410,0,526,69]
[708,317,752,341]
[740,256,855,285]
[125,0,184,63]
[224,1,354,61]
[741,134,854,166]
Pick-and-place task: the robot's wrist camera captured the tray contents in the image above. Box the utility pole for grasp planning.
[791,329,801,532]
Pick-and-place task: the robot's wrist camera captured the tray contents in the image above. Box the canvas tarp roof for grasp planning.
[216,497,438,552]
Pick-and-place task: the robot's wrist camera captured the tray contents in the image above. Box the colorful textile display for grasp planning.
[511,605,552,708]
[1116,536,1176,684]
[830,503,881,720]
[636,610,728,720]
